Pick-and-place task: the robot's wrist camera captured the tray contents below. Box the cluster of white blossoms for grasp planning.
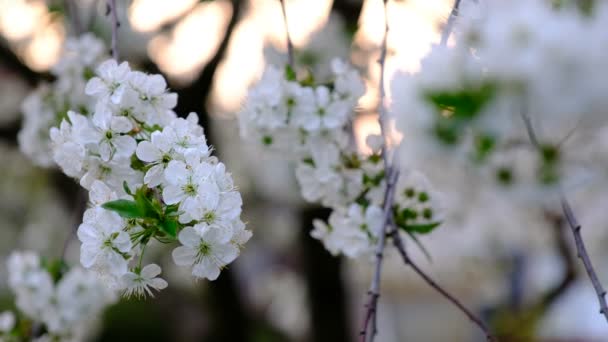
[391,0,608,194]
[49,54,251,295]
[2,251,115,341]
[18,34,107,167]
[239,60,444,258]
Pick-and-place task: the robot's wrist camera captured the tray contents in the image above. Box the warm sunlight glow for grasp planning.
[210,18,266,116]
[148,1,232,83]
[355,0,451,112]
[23,22,64,71]
[129,0,197,33]
[209,0,331,117]
[0,0,47,41]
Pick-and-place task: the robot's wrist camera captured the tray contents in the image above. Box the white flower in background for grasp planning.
[312,204,383,258]
[122,264,168,298]
[6,251,115,340]
[0,311,15,333]
[172,225,239,280]
[19,34,107,168]
[238,55,444,259]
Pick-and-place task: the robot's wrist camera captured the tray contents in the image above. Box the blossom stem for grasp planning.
[389,228,497,341]
[440,0,462,46]
[106,0,120,61]
[520,111,608,323]
[360,2,398,341]
[279,0,295,68]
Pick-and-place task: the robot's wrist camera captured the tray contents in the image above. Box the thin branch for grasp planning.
[519,110,608,323]
[63,0,83,35]
[390,229,497,342]
[561,196,608,321]
[440,0,462,46]
[360,169,399,342]
[106,0,120,60]
[360,1,398,341]
[279,0,295,68]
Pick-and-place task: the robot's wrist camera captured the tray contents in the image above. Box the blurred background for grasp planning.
[0,0,607,341]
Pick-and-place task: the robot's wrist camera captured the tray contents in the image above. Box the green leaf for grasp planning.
[426,83,495,120]
[285,64,297,81]
[160,219,178,238]
[262,135,273,146]
[102,200,144,218]
[123,181,133,196]
[400,222,442,234]
[299,69,315,87]
[134,187,161,219]
[131,154,147,171]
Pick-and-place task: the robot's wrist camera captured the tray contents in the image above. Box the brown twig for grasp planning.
[520,110,608,323]
[390,229,497,341]
[279,0,295,68]
[106,0,120,60]
[440,0,461,46]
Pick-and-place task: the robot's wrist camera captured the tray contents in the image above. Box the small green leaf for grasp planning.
[285,64,297,81]
[160,219,178,238]
[123,181,133,196]
[102,200,143,218]
[131,154,147,171]
[400,222,442,234]
[262,135,273,146]
[134,187,161,219]
[299,70,315,87]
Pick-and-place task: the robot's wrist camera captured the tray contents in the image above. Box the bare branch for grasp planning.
[279,0,295,68]
[360,1,398,341]
[106,0,120,60]
[519,111,608,323]
[390,229,497,342]
[440,0,462,47]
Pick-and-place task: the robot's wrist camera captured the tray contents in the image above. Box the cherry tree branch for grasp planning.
[360,1,399,341]
[360,169,399,342]
[561,196,608,321]
[520,111,608,323]
[279,0,295,68]
[440,0,462,46]
[106,0,120,60]
[389,229,497,341]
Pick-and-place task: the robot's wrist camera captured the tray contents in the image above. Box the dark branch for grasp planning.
[440,0,461,46]
[279,0,295,68]
[390,229,497,341]
[520,110,608,323]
